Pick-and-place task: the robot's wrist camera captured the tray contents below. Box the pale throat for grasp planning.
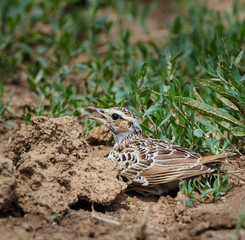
[113,126,142,146]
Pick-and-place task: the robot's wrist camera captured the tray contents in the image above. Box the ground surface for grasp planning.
[1,80,245,240]
[1,1,245,240]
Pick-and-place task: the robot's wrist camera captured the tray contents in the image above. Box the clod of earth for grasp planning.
[0,156,16,211]
[87,125,113,146]
[9,116,127,216]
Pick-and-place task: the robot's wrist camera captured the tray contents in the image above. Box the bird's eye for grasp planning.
[112,113,120,120]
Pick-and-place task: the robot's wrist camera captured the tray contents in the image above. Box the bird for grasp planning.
[88,106,230,195]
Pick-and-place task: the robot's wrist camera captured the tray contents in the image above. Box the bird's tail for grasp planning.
[200,152,235,165]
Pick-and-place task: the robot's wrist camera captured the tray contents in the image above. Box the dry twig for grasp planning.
[135,205,152,240]
[91,203,121,226]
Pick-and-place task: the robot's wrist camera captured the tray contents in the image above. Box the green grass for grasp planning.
[0,82,16,125]
[0,0,244,155]
[231,206,245,240]
[179,167,234,207]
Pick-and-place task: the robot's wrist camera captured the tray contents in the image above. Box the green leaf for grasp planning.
[141,123,155,135]
[197,118,215,131]
[234,50,243,65]
[194,129,203,138]
[0,120,18,127]
[231,64,241,84]
[184,198,194,207]
[140,88,151,98]
[210,140,216,155]
[214,119,231,130]
[0,83,4,98]
[201,188,215,199]
[104,93,115,103]
[35,69,44,83]
[197,78,235,99]
[94,16,107,29]
[235,206,245,233]
[24,107,32,125]
[176,97,245,128]
[179,180,188,195]
[140,4,149,25]
[188,180,193,193]
[225,89,243,99]
[220,181,233,195]
[96,98,110,108]
[159,113,172,128]
[221,173,228,184]
[231,127,245,137]
[213,178,219,189]
[216,93,239,112]
[140,88,151,106]
[77,64,89,70]
[193,87,204,102]
[143,104,161,117]
[138,62,148,80]
[220,59,243,93]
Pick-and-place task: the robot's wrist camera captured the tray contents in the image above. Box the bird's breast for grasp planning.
[108,147,139,169]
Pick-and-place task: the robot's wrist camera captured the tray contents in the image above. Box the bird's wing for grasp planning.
[141,140,213,185]
[115,139,213,186]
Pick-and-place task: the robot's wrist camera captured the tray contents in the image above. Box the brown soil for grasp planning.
[87,125,113,146]
[1,1,245,240]
[9,116,126,216]
[0,85,245,240]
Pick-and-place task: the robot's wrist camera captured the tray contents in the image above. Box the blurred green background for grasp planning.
[0,0,245,154]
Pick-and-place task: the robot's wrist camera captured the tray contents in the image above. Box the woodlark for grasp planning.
[89,107,229,195]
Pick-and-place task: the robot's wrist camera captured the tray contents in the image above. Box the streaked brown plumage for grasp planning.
[89,107,229,195]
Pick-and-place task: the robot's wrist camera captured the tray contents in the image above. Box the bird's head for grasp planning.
[88,107,142,145]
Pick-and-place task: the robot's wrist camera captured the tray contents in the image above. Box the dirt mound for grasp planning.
[0,156,16,211]
[10,116,126,216]
[87,125,113,145]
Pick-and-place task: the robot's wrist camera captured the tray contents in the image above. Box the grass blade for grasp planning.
[231,127,245,137]
[176,97,245,128]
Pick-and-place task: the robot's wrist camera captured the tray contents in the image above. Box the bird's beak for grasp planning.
[88,107,109,125]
